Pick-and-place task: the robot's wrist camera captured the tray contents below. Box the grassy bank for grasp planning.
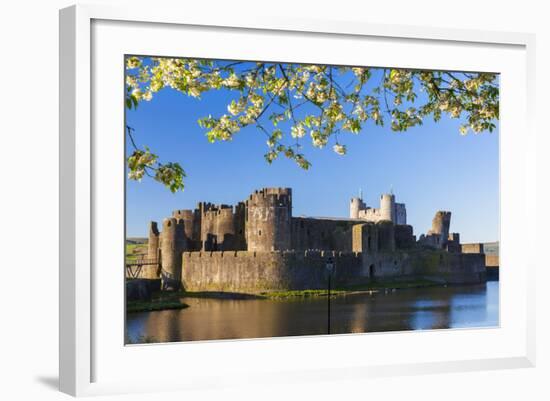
[262,280,440,299]
[151,280,441,302]
[127,280,444,311]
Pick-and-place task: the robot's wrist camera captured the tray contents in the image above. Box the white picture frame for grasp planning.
[59,4,536,397]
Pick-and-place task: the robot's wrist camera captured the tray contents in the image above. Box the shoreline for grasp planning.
[126,279,496,312]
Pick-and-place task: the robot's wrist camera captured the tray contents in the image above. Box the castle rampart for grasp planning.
[179,249,485,293]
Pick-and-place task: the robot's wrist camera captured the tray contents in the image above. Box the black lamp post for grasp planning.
[325,257,334,335]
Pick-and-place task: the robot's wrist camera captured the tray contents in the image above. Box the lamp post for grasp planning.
[325,257,334,335]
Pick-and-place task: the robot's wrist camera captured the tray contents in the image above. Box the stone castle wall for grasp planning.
[177,249,486,293]
[485,254,499,267]
[181,250,363,292]
[290,217,355,252]
[461,243,485,254]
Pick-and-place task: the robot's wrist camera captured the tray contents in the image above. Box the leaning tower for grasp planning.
[429,211,452,246]
[246,188,292,251]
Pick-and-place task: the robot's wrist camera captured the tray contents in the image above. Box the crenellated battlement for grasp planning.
[181,250,362,260]
[172,209,194,220]
[247,187,292,206]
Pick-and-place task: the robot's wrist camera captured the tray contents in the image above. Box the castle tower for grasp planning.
[234,201,247,250]
[172,209,199,250]
[147,221,160,260]
[376,220,396,252]
[160,217,185,290]
[215,205,236,251]
[350,197,364,219]
[199,202,216,251]
[430,211,451,247]
[395,203,407,225]
[246,188,292,251]
[379,194,396,222]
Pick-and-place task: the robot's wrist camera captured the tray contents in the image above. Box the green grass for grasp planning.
[157,290,266,300]
[125,241,148,263]
[261,280,440,299]
[149,280,442,300]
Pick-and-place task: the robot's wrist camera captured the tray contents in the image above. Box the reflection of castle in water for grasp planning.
[135,187,486,292]
[127,284,493,342]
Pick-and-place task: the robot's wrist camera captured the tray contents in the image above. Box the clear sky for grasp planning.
[125,61,499,243]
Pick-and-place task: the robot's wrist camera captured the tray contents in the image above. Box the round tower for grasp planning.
[215,206,236,251]
[350,197,362,219]
[160,217,185,290]
[379,194,396,222]
[173,209,198,250]
[246,188,292,251]
[199,203,216,251]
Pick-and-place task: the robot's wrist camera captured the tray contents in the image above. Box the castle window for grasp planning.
[259,230,262,236]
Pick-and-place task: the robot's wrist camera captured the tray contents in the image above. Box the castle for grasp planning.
[134,187,486,292]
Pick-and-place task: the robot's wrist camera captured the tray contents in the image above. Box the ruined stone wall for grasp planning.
[197,203,247,251]
[485,254,499,267]
[172,209,201,250]
[429,211,451,244]
[395,203,407,225]
[358,207,382,222]
[376,221,396,252]
[461,243,485,254]
[361,250,485,284]
[291,217,355,251]
[394,224,415,249]
[142,222,160,279]
[350,197,366,219]
[246,188,292,251]
[234,202,247,250]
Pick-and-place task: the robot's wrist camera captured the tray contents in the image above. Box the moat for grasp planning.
[126,281,499,343]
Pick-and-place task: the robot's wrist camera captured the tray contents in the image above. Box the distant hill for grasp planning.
[127,237,148,245]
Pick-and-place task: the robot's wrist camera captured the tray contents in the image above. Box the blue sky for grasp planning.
[125,62,499,243]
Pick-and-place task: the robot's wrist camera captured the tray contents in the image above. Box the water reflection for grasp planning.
[126,281,499,343]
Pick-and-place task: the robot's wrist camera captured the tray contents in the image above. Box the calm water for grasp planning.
[126,281,499,343]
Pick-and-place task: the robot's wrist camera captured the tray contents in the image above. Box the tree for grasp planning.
[125,56,499,192]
